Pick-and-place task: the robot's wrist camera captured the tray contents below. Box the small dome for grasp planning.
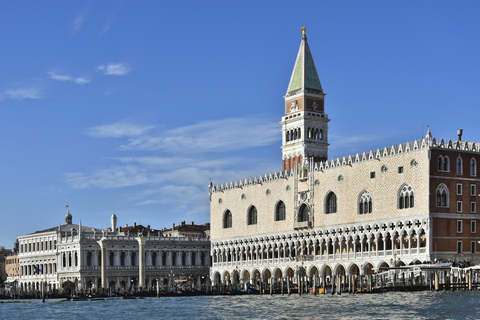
[65,210,72,224]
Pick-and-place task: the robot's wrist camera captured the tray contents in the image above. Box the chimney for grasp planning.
[190,221,194,225]
[133,222,136,227]
[181,221,186,226]
[172,223,175,230]
[458,129,463,141]
[125,224,128,227]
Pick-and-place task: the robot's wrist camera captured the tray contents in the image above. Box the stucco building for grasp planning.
[208,28,480,288]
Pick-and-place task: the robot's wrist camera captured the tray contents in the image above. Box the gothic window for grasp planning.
[358,190,373,214]
[247,206,257,225]
[223,210,232,228]
[438,156,444,171]
[444,156,450,171]
[457,157,463,175]
[319,129,323,140]
[298,203,309,222]
[275,201,286,221]
[398,183,414,209]
[436,184,449,207]
[471,158,477,176]
[325,192,337,214]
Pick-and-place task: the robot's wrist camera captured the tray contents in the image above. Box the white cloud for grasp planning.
[85,122,154,138]
[96,63,130,76]
[0,87,41,100]
[48,72,91,85]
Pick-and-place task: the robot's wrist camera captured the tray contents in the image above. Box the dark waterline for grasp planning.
[1,291,480,320]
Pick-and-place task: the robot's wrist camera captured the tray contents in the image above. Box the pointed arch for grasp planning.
[358,190,372,214]
[298,203,310,222]
[398,183,414,209]
[223,209,232,228]
[275,200,286,221]
[325,191,337,214]
[436,183,449,207]
[471,158,477,176]
[457,156,463,175]
[247,205,257,225]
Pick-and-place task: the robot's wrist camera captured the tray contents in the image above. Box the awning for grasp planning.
[174,279,188,282]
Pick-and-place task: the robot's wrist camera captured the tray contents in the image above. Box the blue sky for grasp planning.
[1,1,480,246]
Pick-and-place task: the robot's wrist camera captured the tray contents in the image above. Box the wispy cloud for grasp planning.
[0,87,42,100]
[96,63,130,76]
[86,117,279,153]
[85,122,153,138]
[48,72,91,85]
[99,16,114,37]
[71,4,89,34]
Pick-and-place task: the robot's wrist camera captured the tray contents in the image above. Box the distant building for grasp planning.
[208,28,480,288]
[0,246,13,284]
[163,221,210,238]
[15,211,210,293]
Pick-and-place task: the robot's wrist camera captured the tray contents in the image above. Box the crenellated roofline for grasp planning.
[209,136,480,194]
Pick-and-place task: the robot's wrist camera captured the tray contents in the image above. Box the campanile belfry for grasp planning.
[281,26,329,170]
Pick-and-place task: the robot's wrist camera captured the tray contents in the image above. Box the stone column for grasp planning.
[136,236,147,290]
[97,237,110,290]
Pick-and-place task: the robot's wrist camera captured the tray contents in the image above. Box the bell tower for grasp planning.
[281,26,329,170]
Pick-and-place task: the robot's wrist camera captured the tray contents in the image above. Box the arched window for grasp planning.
[398,184,414,209]
[325,192,337,214]
[247,206,257,225]
[151,251,157,266]
[120,252,125,266]
[358,190,372,214]
[109,251,114,266]
[457,157,463,175]
[223,210,232,228]
[436,184,449,207]
[86,252,92,266]
[298,203,309,222]
[438,156,444,171]
[471,158,477,176]
[444,156,450,171]
[319,129,323,140]
[131,252,136,266]
[275,201,286,221]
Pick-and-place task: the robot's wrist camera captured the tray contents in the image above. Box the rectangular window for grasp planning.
[398,167,404,174]
[457,220,463,233]
[457,183,463,195]
[457,241,463,254]
[471,184,477,196]
[472,202,477,213]
[472,241,476,254]
[370,172,375,179]
[457,201,463,213]
[472,220,477,233]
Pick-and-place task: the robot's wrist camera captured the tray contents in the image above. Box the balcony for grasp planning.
[294,221,312,230]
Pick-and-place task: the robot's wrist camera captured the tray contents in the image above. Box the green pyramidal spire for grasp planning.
[286,26,323,95]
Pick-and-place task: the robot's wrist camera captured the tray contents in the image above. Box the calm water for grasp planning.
[1,291,480,319]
